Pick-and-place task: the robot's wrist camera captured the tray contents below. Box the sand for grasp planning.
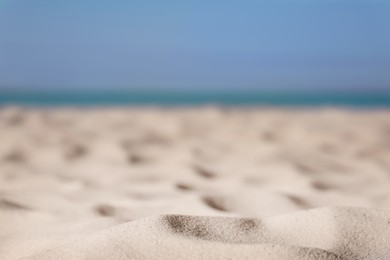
[1,106,390,259]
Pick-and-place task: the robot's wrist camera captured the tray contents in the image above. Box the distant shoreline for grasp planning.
[0,89,389,107]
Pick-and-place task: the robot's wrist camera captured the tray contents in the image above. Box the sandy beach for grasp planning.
[1,106,390,259]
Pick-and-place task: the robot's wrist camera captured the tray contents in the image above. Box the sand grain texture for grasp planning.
[1,107,390,259]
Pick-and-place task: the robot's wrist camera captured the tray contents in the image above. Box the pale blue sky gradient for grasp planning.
[0,0,389,91]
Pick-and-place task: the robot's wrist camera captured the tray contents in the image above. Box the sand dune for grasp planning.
[21,207,390,260]
[1,106,390,259]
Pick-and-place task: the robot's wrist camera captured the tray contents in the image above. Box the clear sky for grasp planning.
[0,0,389,91]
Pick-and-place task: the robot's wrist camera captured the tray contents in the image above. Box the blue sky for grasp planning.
[0,0,389,91]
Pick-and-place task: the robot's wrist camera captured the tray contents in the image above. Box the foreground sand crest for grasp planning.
[21,207,390,260]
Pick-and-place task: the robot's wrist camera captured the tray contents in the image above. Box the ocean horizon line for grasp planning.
[0,89,389,107]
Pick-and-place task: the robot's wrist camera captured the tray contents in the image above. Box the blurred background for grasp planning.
[0,0,389,105]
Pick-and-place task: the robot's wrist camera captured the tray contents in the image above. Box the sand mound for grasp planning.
[22,207,390,259]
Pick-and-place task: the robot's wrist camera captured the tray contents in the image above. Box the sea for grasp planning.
[0,89,389,107]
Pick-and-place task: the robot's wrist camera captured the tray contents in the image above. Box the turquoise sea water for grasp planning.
[0,90,389,107]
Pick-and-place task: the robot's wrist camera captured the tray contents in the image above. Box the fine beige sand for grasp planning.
[1,106,390,259]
